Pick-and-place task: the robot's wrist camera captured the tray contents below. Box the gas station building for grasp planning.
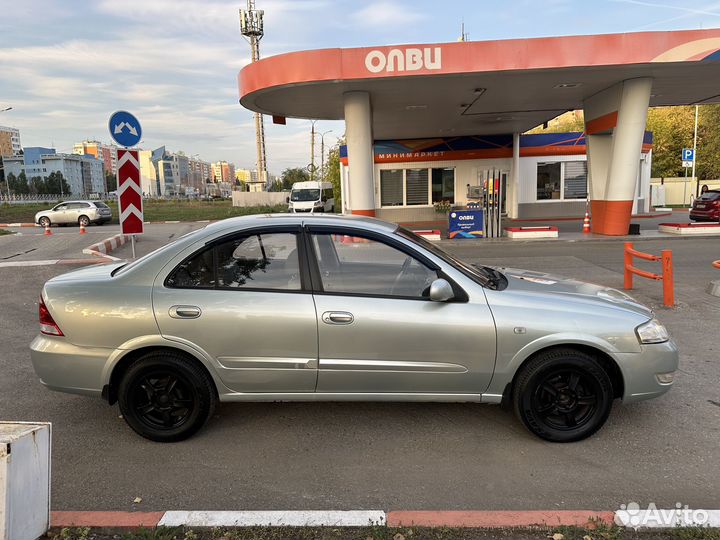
[239,29,720,235]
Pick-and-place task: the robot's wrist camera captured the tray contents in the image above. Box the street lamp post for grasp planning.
[1,106,13,198]
[319,130,333,181]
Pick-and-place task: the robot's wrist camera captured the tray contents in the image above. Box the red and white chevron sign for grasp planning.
[117,149,144,235]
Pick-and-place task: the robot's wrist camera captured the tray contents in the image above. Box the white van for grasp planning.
[288,181,335,213]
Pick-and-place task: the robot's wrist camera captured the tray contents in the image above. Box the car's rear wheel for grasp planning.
[78,215,90,227]
[118,351,216,442]
[513,348,613,442]
[39,216,50,228]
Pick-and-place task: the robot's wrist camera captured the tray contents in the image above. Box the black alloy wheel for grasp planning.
[118,351,216,442]
[513,348,614,442]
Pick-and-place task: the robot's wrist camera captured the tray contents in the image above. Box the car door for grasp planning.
[153,226,319,393]
[306,226,497,395]
[51,203,69,223]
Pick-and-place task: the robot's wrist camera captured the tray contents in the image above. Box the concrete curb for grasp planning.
[0,222,38,227]
[0,258,113,268]
[49,509,720,530]
[82,233,129,260]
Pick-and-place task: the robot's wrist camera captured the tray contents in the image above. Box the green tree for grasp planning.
[11,171,30,195]
[645,106,695,178]
[46,172,71,195]
[528,111,585,133]
[281,167,309,190]
[105,171,117,192]
[323,140,343,209]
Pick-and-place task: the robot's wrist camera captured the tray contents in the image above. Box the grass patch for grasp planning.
[0,200,289,224]
[46,525,720,540]
[0,229,12,236]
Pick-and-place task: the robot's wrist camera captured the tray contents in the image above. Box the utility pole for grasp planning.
[239,1,267,190]
[310,121,316,181]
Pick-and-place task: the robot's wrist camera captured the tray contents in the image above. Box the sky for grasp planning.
[1,0,720,175]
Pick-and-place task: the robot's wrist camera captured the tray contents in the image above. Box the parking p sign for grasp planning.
[682,148,695,168]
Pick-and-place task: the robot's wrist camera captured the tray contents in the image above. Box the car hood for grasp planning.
[492,266,653,319]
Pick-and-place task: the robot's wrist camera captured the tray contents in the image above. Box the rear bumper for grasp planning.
[617,339,679,403]
[30,334,112,397]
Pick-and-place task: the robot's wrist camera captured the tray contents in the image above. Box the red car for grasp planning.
[690,190,720,222]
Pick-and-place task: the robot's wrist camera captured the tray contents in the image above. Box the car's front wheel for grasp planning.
[118,351,216,442]
[513,348,613,442]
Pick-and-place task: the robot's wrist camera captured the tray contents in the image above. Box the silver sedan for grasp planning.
[30,214,678,442]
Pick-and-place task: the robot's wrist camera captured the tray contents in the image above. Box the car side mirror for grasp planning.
[286,196,290,203]
[429,278,454,302]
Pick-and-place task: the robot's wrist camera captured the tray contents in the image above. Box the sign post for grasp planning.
[109,111,143,258]
[681,148,695,206]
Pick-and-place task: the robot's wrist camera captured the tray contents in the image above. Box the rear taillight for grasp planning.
[39,296,63,336]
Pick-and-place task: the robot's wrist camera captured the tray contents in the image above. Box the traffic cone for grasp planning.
[582,211,591,234]
[79,223,86,235]
[44,225,52,236]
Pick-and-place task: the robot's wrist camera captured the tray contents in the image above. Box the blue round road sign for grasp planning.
[108,110,142,147]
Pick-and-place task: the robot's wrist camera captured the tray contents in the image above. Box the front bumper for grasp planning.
[30,334,112,397]
[689,209,719,221]
[616,339,679,403]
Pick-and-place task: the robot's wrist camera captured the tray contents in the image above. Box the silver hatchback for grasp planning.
[35,200,112,227]
[30,214,678,442]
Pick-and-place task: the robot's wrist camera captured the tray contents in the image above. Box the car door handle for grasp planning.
[169,305,202,319]
[321,311,354,325]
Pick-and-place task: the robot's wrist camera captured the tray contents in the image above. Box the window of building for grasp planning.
[563,161,588,199]
[380,169,403,206]
[380,167,454,207]
[432,167,455,203]
[537,161,587,201]
[405,168,429,205]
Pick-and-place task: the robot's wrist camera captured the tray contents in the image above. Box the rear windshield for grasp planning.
[699,191,720,201]
[93,202,110,208]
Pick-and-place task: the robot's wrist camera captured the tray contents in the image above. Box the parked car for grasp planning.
[689,189,720,222]
[30,214,677,443]
[35,200,112,227]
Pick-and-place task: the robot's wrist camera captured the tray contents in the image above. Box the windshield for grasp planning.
[396,227,495,288]
[291,189,320,202]
[699,191,720,201]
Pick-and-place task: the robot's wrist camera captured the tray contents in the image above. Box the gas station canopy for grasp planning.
[239,29,720,139]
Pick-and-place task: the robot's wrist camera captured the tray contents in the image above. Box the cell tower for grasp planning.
[239,1,267,188]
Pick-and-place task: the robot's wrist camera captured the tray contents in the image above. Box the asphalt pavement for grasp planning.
[0,224,718,513]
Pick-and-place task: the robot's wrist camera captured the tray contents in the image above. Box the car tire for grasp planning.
[39,217,51,228]
[513,348,613,443]
[78,215,90,227]
[118,351,216,442]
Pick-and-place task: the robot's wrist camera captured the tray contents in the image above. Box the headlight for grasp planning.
[636,319,669,344]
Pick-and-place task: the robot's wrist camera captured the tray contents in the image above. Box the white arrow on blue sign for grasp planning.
[681,148,695,162]
[108,110,142,148]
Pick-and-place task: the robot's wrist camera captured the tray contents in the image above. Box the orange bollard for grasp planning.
[44,225,52,236]
[662,250,674,307]
[624,242,633,290]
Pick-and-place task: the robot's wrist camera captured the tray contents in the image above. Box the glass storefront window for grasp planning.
[537,162,562,200]
[432,167,455,204]
[563,161,588,199]
[380,169,403,206]
[405,168,429,205]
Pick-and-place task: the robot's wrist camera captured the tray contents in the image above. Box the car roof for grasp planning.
[203,213,398,234]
